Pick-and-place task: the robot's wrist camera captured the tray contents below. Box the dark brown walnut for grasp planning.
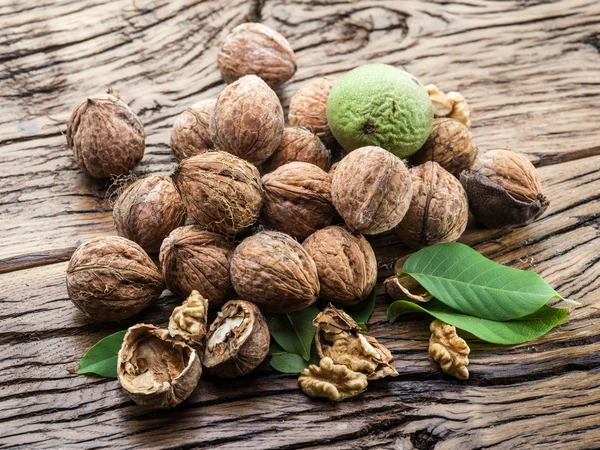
[159,225,234,307]
[211,75,284,165]
[66,94,145,178]
[202,300,270,378]
[410,118,478,176]
[113,175,187,254]
[230,231,320,313]
[303,226,377,306]
[460,149,549,228]
[262,126,331,174]
[170,99,216,161]
[395,161,468,249]
[313,305,398,381]
[173,151,264,235]
[331,146,413,235]
[289,77,337,144]
[169,290,209,351]
[261,162,335,241]
[117,324,202,409]
[66,236,164,321]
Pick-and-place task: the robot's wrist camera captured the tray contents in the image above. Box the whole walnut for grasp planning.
[303,226,377,306]
[66,94,145,178]
[173,151,264,235]
[410,118,477,176]
[217,23,296,89]
[170,99,216,161]
[230,231,320,313]
[211,75,284,165]
[113,175,187,254]
[460,149,549,228]
[289,77,336,144]
[66,236,164,321]
[331,146,413,235]
[159,225,234,307]
[394,161,468,249]
[261,162,335,241]
[262,126,331,174]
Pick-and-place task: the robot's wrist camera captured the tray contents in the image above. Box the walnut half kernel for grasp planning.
[168,290,209,351]
[298,357,368,401]
[428,320,470,380]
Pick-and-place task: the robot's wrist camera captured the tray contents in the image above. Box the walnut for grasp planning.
[425,85,471,128]
[169,290,209,350]
[113,175,187,254]
[202,300,270,378]
[261,162,335,240]
[262,126,331,174]
[217,22,296,89]
[429,320,470,380]
[211,75,284,165]
[170,99,216,161]
[303,226,377,306]
[394,161,468,249]
[298,357,368,401]
[230,231,319,313]
[289,77,337,144]
[159,225,234,307]
[384,274,431,303]
[410,118,478,176]
[66,236,164,321]
[173,151,264,235]
[117,324,202,408]
[460,149,549,229]
[331,146,413,235]
[66,94,145,178]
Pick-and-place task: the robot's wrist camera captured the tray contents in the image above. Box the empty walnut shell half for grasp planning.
[202,300,270,378]
[262,126,331,174]
[169,290,209,351]
[170,99,216,161]
[117,324,202,409]
[66,94,145,178]
[230,231,320,313]
[289,77,337,144]
[66,236,164,321]
[460,149,549,229]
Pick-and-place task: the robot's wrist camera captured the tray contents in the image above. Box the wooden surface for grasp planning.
[1,0,600,448]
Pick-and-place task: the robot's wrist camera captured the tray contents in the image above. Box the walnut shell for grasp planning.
[159,225,234,307]
[66,94,145,178]
[289,77,336,144]
[117,324,202,408]
[303,226,377,306]
[460,149,549,228]
[66,236,164,321]
[331,146,413,235]
[170,99,216,161]
[230,231,320,313]
[410,118,477,176]
[113,175,187,254]
[394,161,468,249]
[261,162,334,241]
[211,75,284,165]
[202,300,270,378]
[262,126,331,174]
[173,151,264,235]
[217,22,296,89]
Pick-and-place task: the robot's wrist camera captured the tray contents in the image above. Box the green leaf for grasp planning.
[268,341,287,356]
[270,353,309,373]
[403,242,564,321]
[387,299,568,345]
[77,330,126,378]
[345,286,377,324]
[267,305,319,361]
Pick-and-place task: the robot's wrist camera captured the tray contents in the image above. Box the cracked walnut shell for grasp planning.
[262,126,331,174]
[170,99,216,161]
[169,290,209,351]
[429,320,470,380]
[289,77,337,144]
[298,357,368,401]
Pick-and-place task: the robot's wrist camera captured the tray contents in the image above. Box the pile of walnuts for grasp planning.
[65,21,549,407]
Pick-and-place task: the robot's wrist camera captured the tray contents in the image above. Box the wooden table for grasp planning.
[2,0,600,448]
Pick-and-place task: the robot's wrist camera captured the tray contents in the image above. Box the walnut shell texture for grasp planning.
[211,75,284,165]
[303,226,377,306]
[262,126,331,174]
[395,161,468,249]
[289,77,336,144]
[113,175,187,254]
[230,231,320,313]
[170,99,216,161]
[66,236,165,321]
[159,225,234,307]
[173,151,264,235]
[261,162,335,241]
[331,146,413,235]
[66,94,145,178]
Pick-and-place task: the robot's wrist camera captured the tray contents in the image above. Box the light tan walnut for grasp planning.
[289,77,337,144]
[429,320,470,380]
[298,357,368,401]
[425,85,471,128]
[168,290,209,351]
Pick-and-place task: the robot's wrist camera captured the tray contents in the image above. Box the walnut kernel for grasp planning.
[425,85,471,128]
[298,357,368,401]
[169,290,209,351]
[429,320,470,380]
